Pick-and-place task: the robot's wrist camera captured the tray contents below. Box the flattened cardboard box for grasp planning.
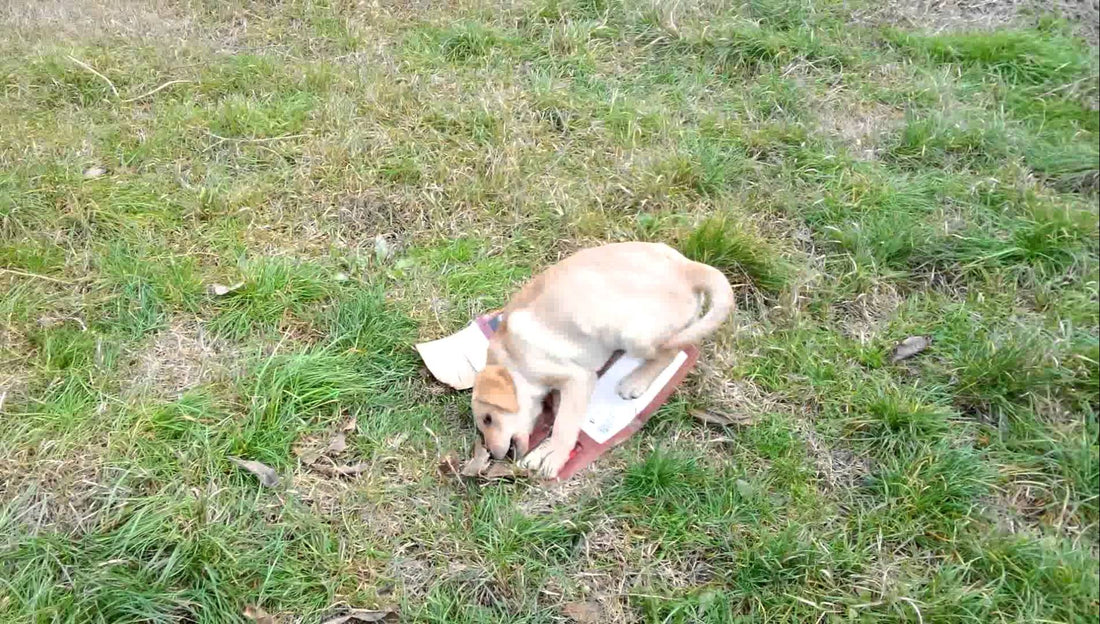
[416,312,698,481]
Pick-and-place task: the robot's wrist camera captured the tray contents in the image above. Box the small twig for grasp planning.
[207,131,310,144]
[639,35,669,52]
[0,267,73,284]
[785,594,834,612]
[66,55,119,98]
[1055,486,1072,533]
[850,601,886,610]
[898,597,924,624]
[121,79,192,103]
[624,592,673,601]
[423,424,441,455]
[658,0,681,38]
[53,316,87,331]
[66,56,192,104]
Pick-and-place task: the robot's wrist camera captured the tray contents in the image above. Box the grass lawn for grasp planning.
[1,0,1098,622]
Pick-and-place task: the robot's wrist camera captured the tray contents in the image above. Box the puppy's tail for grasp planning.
[661,262,734,350]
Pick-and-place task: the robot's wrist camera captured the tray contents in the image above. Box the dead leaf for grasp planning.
[889,335,931,363]
[341,417,357,432]
[690,408,756,427]
[293,434,323,465]
[295,430,349,466]
[312,462,370,478]
[439,453,461,476]
[228,457,279,487]
[332,462,370,476]
[243,605,275,624]
[209,281,244,296]
[562,601,603,623]
[243,606,274,624]
[460,443,492,477]
[326,433,347,455]
[481,462,527,480]
[83,165,107,179]
[449,444,528,482]
[320,606,396,624]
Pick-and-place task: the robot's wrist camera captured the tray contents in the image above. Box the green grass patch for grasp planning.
[1,2,1097,622]
[888,27,1096,87]
[680,215,792,294]
[208,258,332,339]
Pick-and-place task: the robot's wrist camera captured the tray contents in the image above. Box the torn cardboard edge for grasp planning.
[415,321,490,391]
[417,312,698,481]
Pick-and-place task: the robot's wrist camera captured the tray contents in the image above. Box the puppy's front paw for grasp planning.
[616,370,654,400]
[518,442,571,479]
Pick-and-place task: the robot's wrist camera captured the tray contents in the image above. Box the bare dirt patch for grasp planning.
[855,0,1100,43]
[688,320,797,417]
[572,517,645,624]
[572,515,719,623]
[0,443,122,536]
[985,467,1094,542]
[291,470,363,518]
[818,100,906,161]
[0,326,32,412]
[0,0,195,43]
[692,370,787,422]
[126,316,236,399]
[984,485,1050,536]
[796,419,873,495]
[836,283,905,345]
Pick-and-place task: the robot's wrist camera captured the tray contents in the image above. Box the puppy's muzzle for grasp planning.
[489,435,529,461]
[488,438,512,460]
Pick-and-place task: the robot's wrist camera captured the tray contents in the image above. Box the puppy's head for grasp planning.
[472,364,528,459]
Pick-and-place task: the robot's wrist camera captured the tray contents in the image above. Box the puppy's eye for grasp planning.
[483,415,493,426]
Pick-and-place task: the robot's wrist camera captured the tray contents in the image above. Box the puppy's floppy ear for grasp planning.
[473,365,519,413]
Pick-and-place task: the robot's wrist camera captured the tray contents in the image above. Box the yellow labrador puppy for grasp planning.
[472,242,734,478]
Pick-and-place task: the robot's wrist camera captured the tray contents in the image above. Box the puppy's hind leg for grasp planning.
[617,348,679,400]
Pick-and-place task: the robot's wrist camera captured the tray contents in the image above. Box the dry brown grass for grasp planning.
[818,100,906,161]
[854,0,1100,43]
[0,325,32,411]
[0,443,113,536]
[836,283,905,345]
[126,316,236,399]
[798,418,873,494]
[1,0,196,44]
